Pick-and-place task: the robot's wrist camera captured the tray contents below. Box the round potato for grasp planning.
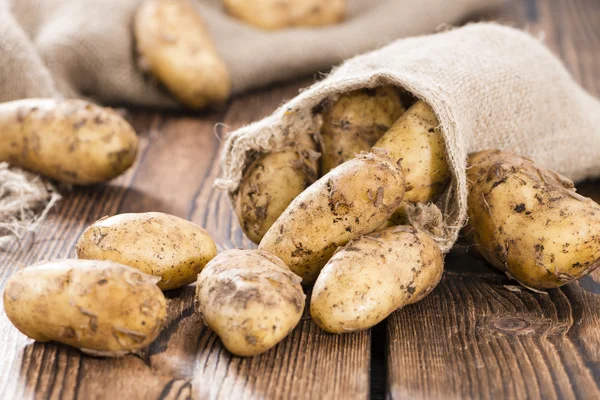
[223,0,346,30]
[135,0,230,109]
[76,212,217,291]
[259,150,405,284]
[320,87,405,174]
[235,132,318,243]
[3,259,167,357]
[195,249,305,357]
[466,150,600,289]
[0,99,138,184]
[311,226,443,333]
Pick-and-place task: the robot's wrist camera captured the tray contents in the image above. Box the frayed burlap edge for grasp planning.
[0,162,61,250]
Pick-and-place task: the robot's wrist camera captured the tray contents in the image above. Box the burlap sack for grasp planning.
[217,23,600,252]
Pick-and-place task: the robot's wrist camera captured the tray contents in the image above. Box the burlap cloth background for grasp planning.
[217,23,600,252]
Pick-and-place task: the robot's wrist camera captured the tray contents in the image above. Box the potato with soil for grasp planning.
[311,226,443,333]
[3,259,167,357]
[373,100,450,220]
[466,150,600,289]
[320,87,406,174]
[0,99,138,184]
[259,150,405,284]
[135,0,230,109]
[76,212,217,291]
[195,249,305,357]
[235,132,319,243]
[223,0,346,30]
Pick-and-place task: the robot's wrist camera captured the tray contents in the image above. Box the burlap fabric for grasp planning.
[217,23,600,252]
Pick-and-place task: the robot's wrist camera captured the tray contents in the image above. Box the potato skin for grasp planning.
[135,0,230,109]
[466,150,600,289]
[320,87,405,174]
[310,226,443,333]
[76,212,217,291]
[195,249,305,357]
[374,100,450,208]
[223,0,346,30]
[0,99,138,184]
[259,151,405,284]
[235,133,318,244]
[3,260,167,357]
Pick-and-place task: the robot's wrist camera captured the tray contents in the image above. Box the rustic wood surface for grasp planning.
[1,0,599,399]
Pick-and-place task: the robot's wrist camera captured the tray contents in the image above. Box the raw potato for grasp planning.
[311,226,443,333]
[223,0,346,30]
[235,132,319,243]
[0,99,138,184]
[195,249,305,357]
[320,87,405,174]
[466,150,600,289]
[373,100,450,212]
[76,212,217,291]
[259,150,406,284]
[135,0,230,109]
[3,259,167,357]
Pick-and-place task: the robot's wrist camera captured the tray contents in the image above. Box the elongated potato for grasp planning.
[235,133,318,243]
[311,226,443,333]
[320,87,405,174]
[76,212,217,291]
[195,249,305,357]
[259,150,405,284]
[135,0,230,109]
[3,259,167,357]
[0,99,138,184]
[373,100,450,209]
[223,0,346,30]
[466,150,600,289]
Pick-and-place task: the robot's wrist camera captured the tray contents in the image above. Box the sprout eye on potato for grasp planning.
[466,150,600,289]
[0,99,138,184]
[320,87,406,174]
[311,226,443,333]
[76,212,217,291]
[195,249,305,357]
[259,150,406,284]
[3,260,167,357]
[135,0,231,109]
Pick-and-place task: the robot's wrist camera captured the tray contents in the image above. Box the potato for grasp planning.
[195,249,305,357]
[373,100,450,216]
[235,132,318,244]
[134,0,230,109]
[223,0,346,30]
[259,150,405,284]
[0,99,138,184]
[76,212,217,291]
[3,259,167,357]
[320,87,405,174]
[466,150,600,289]
[311,226,443,333]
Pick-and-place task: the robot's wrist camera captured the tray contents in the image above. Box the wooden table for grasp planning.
[1,0,599,398]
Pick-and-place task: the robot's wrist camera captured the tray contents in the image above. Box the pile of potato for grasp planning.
[5,86,600,359]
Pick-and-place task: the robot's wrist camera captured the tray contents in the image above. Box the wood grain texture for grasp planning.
[0,0,599,399]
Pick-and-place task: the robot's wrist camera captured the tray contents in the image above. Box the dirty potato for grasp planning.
[259,150,405,284]
[3,259,167,357]
[135,0,230,109]
[311,226,443,333]
[223,0,346,30]
[0,99,138,184]
[320,87,405,174]
[195,249,305,357]
[235,132,319,243]
[373,100,450,218]
[76,212,217,291]
[466,150,600,289]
